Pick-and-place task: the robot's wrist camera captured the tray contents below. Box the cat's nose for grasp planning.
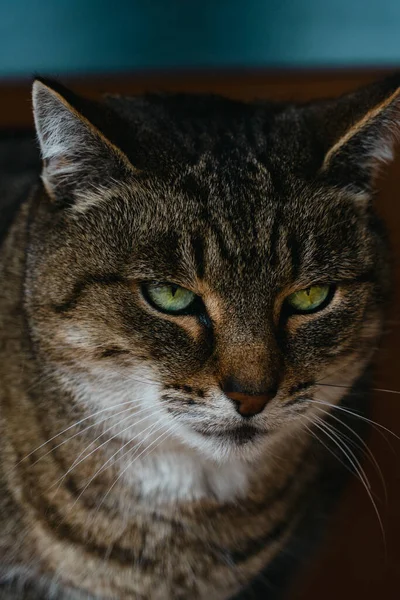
[225,391,276,417]
[222,379,277,417]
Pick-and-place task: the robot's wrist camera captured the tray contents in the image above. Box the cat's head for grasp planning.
[25,76,399,463]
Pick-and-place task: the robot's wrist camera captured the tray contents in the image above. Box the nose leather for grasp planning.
[225,391,275,417]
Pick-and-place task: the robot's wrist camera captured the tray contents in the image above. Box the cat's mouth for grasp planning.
[192,424,262,445]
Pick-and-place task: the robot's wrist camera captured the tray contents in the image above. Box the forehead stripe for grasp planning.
[191,235,205,279]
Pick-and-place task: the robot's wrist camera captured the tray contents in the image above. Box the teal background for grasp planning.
[1,0,400,77]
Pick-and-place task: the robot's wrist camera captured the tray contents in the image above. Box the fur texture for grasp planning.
[0,74,399,599]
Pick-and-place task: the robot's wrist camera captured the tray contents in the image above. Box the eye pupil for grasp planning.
[285,284,332,314]
[142,282,197,314]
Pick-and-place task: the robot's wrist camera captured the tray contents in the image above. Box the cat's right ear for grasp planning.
[32,79,136,205]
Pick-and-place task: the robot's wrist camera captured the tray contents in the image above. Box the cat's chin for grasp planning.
[181,423,268,463]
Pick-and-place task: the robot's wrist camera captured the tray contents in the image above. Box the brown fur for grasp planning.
[0,74,399,599]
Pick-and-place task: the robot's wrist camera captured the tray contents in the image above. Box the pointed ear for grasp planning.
[32,79,136,204]
[317,74,400,195]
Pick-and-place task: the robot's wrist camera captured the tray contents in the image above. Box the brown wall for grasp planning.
[1,69,399,599]
[0,69,397,129]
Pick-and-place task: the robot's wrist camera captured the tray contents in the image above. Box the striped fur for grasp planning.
[0,74,398,599]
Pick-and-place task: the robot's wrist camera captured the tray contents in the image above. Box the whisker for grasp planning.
[97,421,179,511]
[315,417,386,546]
[120,373,161,388]
[49,410,139,497]
[58,401,160,475]
[101,419,168,475]
[317,382,400,396]
[308,398,400,443]
[300,418,356,481]
[313,406,387,502]
[29,404,138,471]
[300,414,386,547]
[13,364,162,470]
[13,362,164,474]
[10,399,140,473]
[69,417,167,506]
[52,405,164,492]
[313,416,371,491]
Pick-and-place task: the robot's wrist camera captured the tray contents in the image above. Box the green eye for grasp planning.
[286,285,332,313]
[143,282,196,314]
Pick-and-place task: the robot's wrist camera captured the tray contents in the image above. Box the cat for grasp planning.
[0,73,398,599]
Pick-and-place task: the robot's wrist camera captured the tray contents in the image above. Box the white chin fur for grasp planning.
[55,340,370,505]
[57,364,257,503]
[175,421,268,464]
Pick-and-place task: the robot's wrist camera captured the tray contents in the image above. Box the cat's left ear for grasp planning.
[32,79,136,204]
[318,75,400,195]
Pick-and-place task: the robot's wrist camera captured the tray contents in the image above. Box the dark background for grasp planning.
[1,2,400,598]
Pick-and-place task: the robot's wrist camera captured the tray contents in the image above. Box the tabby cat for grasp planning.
[0,74,398,599]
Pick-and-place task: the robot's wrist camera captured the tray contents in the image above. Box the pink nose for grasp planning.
[225,391,275,417]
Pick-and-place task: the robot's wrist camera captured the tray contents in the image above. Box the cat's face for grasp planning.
[25,80,394,463]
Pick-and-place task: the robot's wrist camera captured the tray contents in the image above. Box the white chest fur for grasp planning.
[120,442,252,504]
[59,363,253,505]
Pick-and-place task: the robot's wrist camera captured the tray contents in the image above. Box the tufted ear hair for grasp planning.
[312,73,400,196]
[32,79,136,206]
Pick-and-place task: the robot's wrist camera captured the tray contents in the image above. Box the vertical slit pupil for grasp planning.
[171,285,178,297]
